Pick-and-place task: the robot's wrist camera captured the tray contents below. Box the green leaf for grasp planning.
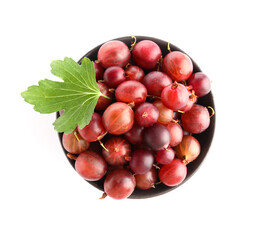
[21,57,103,134]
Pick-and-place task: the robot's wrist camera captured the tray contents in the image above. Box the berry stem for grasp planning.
[124,63,131,69]
[108,88,115,93]
[128,102,135,108]
[97,131,109,151]
[156,56,163,71]
[182,155,190,165]
[114,147,119,152]
[67,153,77,160]
[177,110,184,114]
[153,164,161,170]
[167,42,171,53]
[73,131,80,142]
[189,90,198,101]
[98,131,108,140]
[171,119,179,123]
[99,192,107,199]
[207,106,215,118]
[142,112,148,118]
[171,81,179,89]
[181,80,187,86]
[186,85,193,90]
[98,139,109,152]
[130,36,137,51]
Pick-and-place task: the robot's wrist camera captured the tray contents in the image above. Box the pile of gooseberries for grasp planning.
[61,37,214,200]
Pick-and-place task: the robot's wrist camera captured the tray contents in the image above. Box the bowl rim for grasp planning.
[57,35,216,199]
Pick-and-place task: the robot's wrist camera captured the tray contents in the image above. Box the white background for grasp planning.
[1,0,261,239]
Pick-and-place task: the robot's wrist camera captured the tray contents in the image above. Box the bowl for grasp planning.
[57,36,216,199]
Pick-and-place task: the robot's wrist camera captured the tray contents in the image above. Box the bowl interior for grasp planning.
[57,36,215,199]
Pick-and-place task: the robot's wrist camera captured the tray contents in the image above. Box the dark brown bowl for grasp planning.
[57,36,216,199]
